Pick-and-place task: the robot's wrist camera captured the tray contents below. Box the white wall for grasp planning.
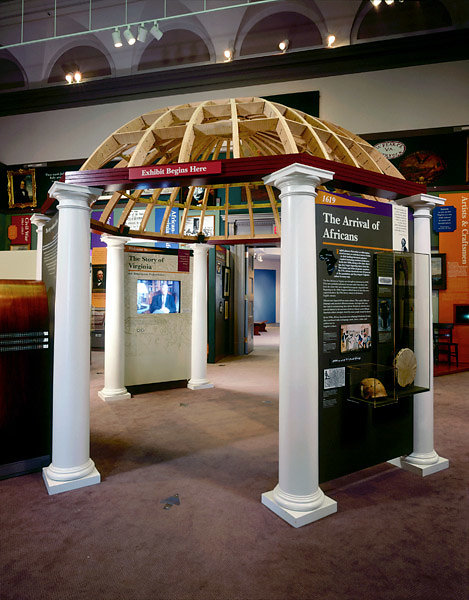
[0,250,37,279]
[254,256,280,323]
[0,60,468,165]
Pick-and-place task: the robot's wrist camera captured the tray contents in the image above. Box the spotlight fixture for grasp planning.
[150,21,163,41]
[137,24,148,43]
[123,26,136,45]
[327,34,336,48]
[371,0,382,5]
[73,71,82,83]
[385,0,394,4]
[65,73,73,84]
[112,28,122,48]
[278,39,289,53]
[223,48,233,61]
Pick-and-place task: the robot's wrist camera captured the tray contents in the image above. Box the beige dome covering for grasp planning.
[82,97,403,242]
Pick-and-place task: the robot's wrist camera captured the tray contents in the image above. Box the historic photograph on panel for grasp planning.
[7,168,37,209]
[340,324,372,353]
[431,253,446,290]
[378,298,392,331]
[92,265,106,291]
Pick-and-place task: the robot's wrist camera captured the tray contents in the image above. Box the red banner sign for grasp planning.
[8,215,31,244]
[129,161,222,180]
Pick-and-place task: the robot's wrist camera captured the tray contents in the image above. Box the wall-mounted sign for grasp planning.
[374,141,406,160]
[8,215,31,245]
[129,161,222,180]
[433,206,456,232]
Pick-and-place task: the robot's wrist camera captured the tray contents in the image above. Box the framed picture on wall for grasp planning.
[431,253,446,290]
[7,168,37,209]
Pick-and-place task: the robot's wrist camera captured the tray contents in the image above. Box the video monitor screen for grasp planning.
[137,279,180,314]
[454,305,469,325]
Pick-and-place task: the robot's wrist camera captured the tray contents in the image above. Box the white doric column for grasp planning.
[98,234,131,402]
[261,163,337,527]
[43,181,102,495]
[389,194,449,476]
[30,214,50,280]
[188,243,213,390]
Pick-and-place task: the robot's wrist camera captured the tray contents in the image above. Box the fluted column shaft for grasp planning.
[42,181,101,495]
[188,244,213,390]
[30,214,51,280]
[261,163,337,527]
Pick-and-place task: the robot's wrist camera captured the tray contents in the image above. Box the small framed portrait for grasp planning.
[92,265,106,291]
[431,253,446,290]
[223,267,231,297]
[7,169,37,209]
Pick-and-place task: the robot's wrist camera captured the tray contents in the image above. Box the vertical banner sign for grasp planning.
[154,207,179,249]
[437,193,469,361]
[392,205,409,252]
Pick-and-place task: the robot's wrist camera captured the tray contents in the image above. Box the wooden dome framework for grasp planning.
[80,97,405,244]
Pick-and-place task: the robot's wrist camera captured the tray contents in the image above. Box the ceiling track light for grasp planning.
[73,71,82,83]
[137,24,147,43]
[65,73,73,84]
[385,0,394,4]
[327,34,336,48]
[371,0,382,5]
[278,39,289,53]
[223,48,233,61]
[112,28,122,48]
[124,26,136,45]
[150,21,163,41]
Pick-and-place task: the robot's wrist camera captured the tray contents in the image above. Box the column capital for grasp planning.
[395,193,445,215]
[190,243,210,254]
[49,181,102,210]
[100,234,131,248]
[263,163,334,190]
[30,213,51,228]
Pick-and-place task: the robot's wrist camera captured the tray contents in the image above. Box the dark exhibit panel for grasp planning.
[0,280,52,478]
[208,246,232,363]
[316,192,417,483]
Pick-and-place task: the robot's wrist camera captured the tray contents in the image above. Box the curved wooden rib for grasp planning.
[178,100,211,163]
[230,98,241,159]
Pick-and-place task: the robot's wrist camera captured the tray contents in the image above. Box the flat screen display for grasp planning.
[454,305,469,325]
[137,279,180,314]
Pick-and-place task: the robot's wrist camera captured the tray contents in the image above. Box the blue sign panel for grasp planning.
[433,206,456,232]
[154,207,179,249]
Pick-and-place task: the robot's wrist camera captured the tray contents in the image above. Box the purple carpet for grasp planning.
[1,328,467,599]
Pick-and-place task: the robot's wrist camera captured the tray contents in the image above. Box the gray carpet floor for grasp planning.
[1,327,467,600]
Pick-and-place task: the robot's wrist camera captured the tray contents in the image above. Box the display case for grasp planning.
[346,251,431,407]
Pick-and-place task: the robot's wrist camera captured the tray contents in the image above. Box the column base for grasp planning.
[43,465,101,495]
[261,490,337,528]
[98,388,131,402]
[388,455,449,477]
[187,380,214,390]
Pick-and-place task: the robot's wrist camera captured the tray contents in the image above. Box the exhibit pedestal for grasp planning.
[388,455,449,477]
[262,490,337,528]
[43,464,101,495]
